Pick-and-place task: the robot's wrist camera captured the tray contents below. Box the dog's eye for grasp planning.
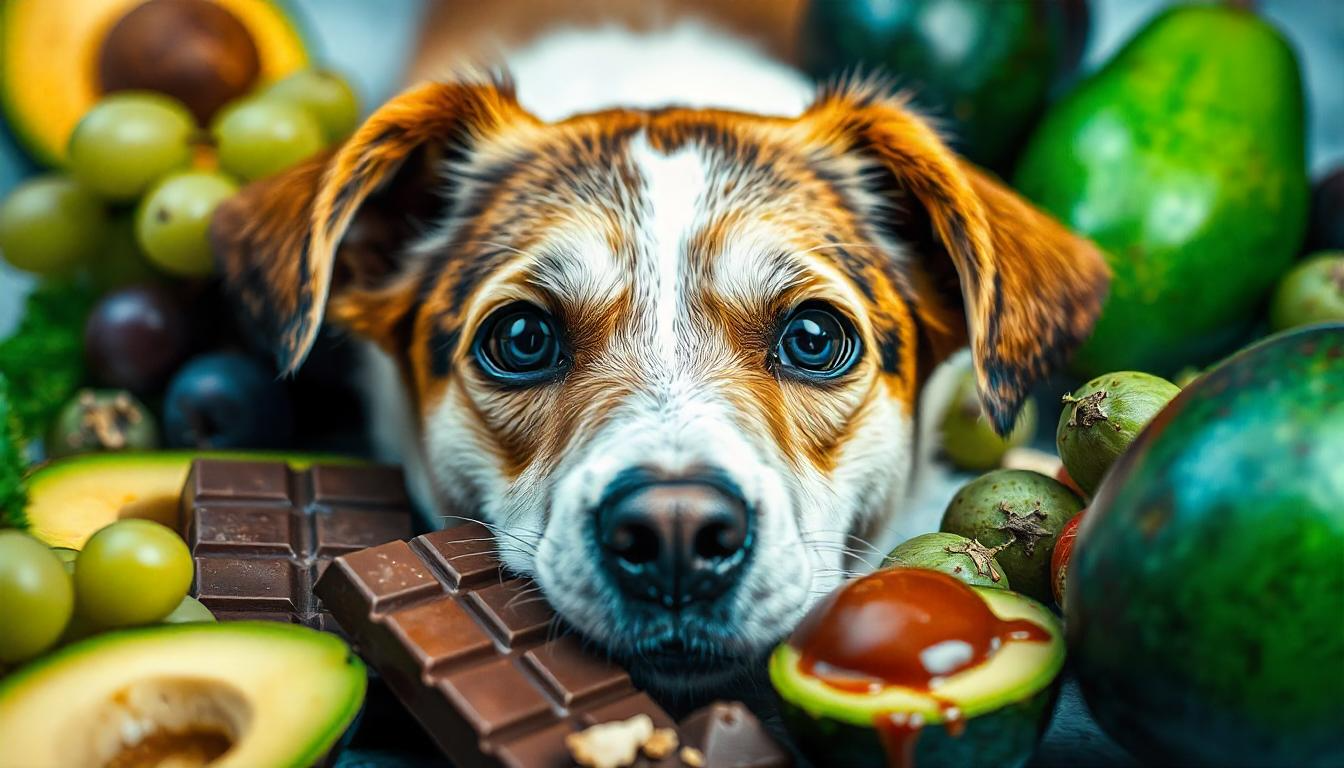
[474,302,567,383]
[773,302,861,380]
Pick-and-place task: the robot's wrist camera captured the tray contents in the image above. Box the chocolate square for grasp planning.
[181,459,414,631]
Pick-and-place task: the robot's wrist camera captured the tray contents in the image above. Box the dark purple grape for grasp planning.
[162,352,293,449]
[84,284,191,395]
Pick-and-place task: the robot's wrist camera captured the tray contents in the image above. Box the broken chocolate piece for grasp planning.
[678,702,792,768]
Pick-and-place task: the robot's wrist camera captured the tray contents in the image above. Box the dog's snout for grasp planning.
[596,471,752,609]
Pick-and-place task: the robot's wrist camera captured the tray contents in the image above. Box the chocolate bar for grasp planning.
[180,458,413,629]
[315,523,791,768]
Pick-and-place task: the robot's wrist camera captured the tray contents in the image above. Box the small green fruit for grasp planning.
[1056,371,1180,495]
[48,389,158,458]
[883,531,1011,590]
[939,366,1037,470]
[940,469,1083,602]
[1269,252,1344,331]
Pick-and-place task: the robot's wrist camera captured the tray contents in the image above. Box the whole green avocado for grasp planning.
[800,0,1087,171]
[1067,324,1344,766]
[1015,5,1309,376]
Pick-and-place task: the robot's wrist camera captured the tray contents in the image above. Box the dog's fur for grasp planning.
[212,24,1108,693]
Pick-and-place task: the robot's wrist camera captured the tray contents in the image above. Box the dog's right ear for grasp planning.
[211,79,531,373]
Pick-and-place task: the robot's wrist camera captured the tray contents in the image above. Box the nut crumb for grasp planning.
[643,727,679,759]
[566,715,653,768]
[679,746,706,767]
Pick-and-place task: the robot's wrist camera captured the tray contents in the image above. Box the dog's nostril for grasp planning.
[610,522,660,564]
[694,521,742,560]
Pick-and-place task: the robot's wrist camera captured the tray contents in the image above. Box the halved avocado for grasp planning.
[0,621,364,767]
[771,585,1064,768]
[0,0,310,165]
[25,451,365,549]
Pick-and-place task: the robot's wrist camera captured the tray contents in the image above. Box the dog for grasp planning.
[211,21,1108,696]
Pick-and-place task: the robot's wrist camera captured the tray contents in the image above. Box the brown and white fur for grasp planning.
[212,23,1108,693]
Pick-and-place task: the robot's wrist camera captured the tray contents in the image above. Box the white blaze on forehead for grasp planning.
[629,134,709,367]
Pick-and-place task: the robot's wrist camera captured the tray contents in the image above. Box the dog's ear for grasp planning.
[805,87,1110,433]
[211,79,530,373]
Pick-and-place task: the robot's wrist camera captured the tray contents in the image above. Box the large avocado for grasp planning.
[0,621,365,767]
[799,0,1087,171]
[1015,5,1309,376]
[1067,324,1344,766]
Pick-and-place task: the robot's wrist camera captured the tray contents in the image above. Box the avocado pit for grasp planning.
[98,0,261,124]
[67,677,249,768]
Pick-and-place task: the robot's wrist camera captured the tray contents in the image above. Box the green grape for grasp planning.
[0,175,107,275]
[261,69,360,142]
[135,171,239,276]
[212,98,325,181]
[73,519,192,629]
[67,92,196,202]
[160,595,216,624]
[51,547,79,575]
[0,530,74,663]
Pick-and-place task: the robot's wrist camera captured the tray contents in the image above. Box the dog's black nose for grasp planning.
[596,470,752,609]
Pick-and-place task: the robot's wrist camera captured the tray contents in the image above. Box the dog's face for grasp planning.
[214,78,1107,690]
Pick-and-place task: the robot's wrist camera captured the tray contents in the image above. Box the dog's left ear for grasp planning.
[211,79,531,373]
[805,88,1110,433]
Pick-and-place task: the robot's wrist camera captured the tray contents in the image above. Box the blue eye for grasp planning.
[475,302,567,383]
[774,303,861,379]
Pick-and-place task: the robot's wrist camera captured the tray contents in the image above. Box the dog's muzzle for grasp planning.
[595,468,754,610]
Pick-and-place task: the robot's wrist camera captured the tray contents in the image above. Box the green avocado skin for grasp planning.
[1068,324,1344,766]
[778,685,1057,768]
[1015,5,1309,376]
[800,0,1075,171]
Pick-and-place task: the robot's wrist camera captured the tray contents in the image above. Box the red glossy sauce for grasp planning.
[790,568,1049,768]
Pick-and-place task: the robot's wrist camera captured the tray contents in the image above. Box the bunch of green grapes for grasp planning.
[0,520,212,667]
[0,70,358,281]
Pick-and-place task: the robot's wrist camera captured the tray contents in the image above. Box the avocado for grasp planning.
[0,375,27,529]
[883,531,1011,590]
[1055,371,1180,496]
[0,621,364,767]
[1015,5,1309,376]
[938,364,1036,471]
[939,469,1083,603]
[799,0,1087,171]
[771,568,1063,768]
[1269,252,1344,331]
[24,450,365,549]
[1068,324,1344,766]
[0,0,309,166]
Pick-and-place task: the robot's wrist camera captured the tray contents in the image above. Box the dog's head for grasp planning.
[213,76,1107,690]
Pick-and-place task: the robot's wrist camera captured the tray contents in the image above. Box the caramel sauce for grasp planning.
[790,568,1050,768]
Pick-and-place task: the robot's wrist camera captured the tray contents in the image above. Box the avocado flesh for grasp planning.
[1015,5,1308,375]
[24,451,366,549]
[0,622,365,768]
[771,588,1063,768]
